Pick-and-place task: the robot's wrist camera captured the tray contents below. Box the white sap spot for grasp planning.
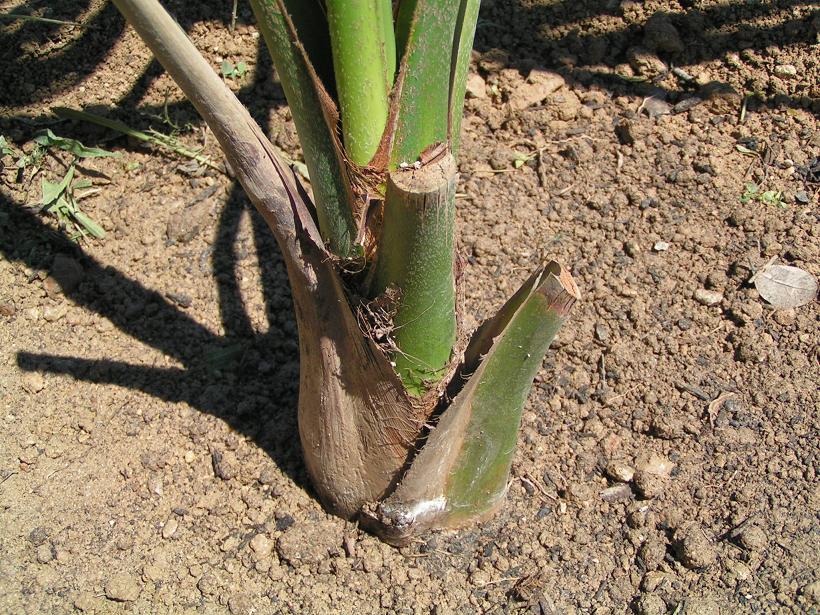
[403,496,446,522]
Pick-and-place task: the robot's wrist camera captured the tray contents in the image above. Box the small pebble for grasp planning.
[605,461,635,483]
[249,533,273,558]
[773,64,797,78]
[42,304,67,322]
[0,301,16,317]
[211,449,238,480]
[161,517,178,539]
[147,476,163,497]
[600,484,633,502]
[184,450,195,463]
[465,72,487,99]
[638,455,674,476]
[167,292,193,308]
[653,241,670,252]
[694,288,723,307]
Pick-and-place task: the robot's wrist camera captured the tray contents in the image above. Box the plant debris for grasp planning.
[753,263,817,309]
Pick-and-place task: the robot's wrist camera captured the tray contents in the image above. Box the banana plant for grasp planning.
[111,0,578,545]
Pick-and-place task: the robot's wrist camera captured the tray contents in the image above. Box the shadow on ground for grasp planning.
[2,0,817,493]
[3,32,309,490]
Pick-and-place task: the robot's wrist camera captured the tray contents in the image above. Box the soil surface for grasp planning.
[1,0,819,613]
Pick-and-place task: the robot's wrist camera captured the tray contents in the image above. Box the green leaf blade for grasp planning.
[34,129,119,158]
[41,165,74,206]
[73,210,106,239]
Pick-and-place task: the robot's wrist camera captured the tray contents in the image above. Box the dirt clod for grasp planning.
[508,69,565,111]
[633,470,668,499]
[105,573,142,602]
[28,527,49,546]
[73,592,96,612]
[638,536,667,571]
[249,533,273,558]
[802,581,820,605]
[277,521,339,568]
[674,524,716,569]
[738,525,768,551]
[634,593,667,615]
[643,12,684,54]
[35,543,55,564]
[211,449,238,481]
[21,373,45,394]
[47,254,84,295]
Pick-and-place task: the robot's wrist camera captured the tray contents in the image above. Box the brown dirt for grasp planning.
[1,0,819,613]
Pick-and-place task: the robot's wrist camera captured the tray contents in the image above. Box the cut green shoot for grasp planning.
[366,262,580,544]
[371,153,457,396]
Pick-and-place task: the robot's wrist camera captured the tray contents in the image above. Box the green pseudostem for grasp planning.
[371,154,457,396]
[325,0,393,165]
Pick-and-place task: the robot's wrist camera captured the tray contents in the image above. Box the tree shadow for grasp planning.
[3,0,816,120]
[3,0,817,499]
[474,0,818,105]
[5,35,310,490]
[1,1,124,107]
[0,0,285,114]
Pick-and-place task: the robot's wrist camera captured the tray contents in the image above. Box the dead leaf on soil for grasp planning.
[707,392,736,428]
[754,264,818,309]
[639,96,672,119]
